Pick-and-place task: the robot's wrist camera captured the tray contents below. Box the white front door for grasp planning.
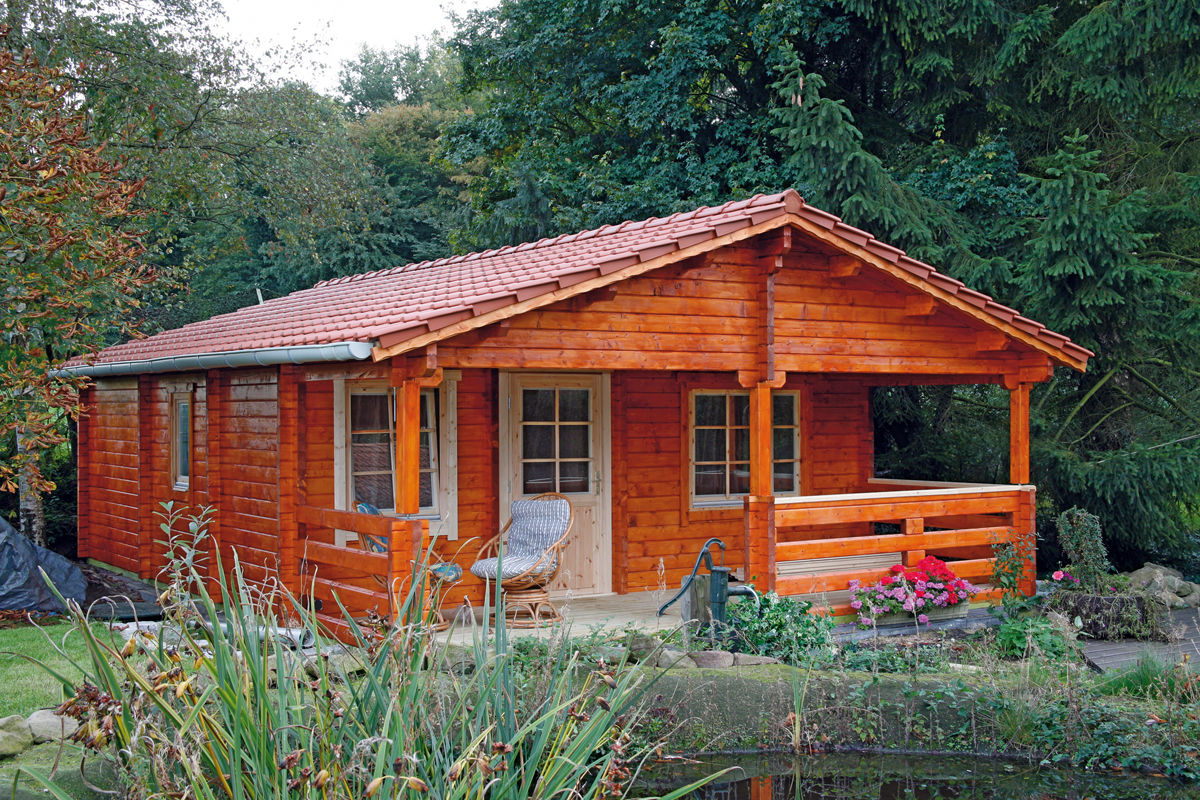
[500,373,611,597]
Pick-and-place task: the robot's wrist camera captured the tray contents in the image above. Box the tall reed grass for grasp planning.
[20,503,720,800]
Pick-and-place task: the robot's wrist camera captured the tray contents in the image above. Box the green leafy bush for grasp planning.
[995,615,1071,660]
[1057,508,1113,591]
[1042,590,1171,641]
[721,592,834,664]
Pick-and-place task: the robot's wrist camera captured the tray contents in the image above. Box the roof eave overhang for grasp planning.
[58,341,375,379]
[370,213,1091,374]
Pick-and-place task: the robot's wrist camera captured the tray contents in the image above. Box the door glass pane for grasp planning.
[772,394,795,426]
[732,428,750,461]
[730,463,751,494]
[522,425,554,459]
[772,428,794,460]
[559,389,589,421]
[522,389,554,422]
[354,473,393,509]
[351,433,391,472]
[695,428,725,463]
[695,394,725,427]
[731,394,750,426]
[559,424,589,459]
[523,461,555,494]
[558,461,588,493]
[694,464,726,495]
[773,463,795,493]
[351,394,390,430]
[419,392,431,427]
[418,473,434,508]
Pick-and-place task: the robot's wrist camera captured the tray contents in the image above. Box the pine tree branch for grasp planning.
[1053,366,1119,442]
[1068,402,1134,447]
[1126,364,1200,428]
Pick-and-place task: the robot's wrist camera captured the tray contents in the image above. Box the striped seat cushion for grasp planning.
[470,496,571,582]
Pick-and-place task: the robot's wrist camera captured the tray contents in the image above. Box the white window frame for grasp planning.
[332,374,459,540]
[688,389,801,509]
[171,392,191,491]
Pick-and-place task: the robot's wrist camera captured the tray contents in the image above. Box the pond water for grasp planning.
[638,753,1200,799]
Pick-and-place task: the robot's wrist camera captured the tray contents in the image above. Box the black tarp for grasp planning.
[0,518,86,611]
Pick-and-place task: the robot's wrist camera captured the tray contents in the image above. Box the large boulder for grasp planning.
[0,714,33,756]
[0,518,86,612]
[26,709,79,743]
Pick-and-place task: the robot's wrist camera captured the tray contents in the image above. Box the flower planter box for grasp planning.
[873,602,969,628]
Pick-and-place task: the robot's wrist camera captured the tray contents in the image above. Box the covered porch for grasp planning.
[286,365,1038,632]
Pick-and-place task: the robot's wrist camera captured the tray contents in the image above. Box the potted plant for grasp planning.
[849,556,979,628]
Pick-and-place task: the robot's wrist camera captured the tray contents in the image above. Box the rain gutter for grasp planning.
[55,341,375,378]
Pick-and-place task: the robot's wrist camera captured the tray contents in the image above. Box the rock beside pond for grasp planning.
[26,709,79,743]
[0,714,33,756]
[688,649,735,668]
[625,634,661,662]
[1126,562,1200,609]
[594,645,628,665]
[732,653,780,666]
[654,648,697,669]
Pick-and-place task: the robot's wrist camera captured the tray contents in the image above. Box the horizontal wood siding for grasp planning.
[619,371,743,592]
[216,370,280,585]
[83,380,141,573]
[302,381,335,510]
[440,257,757,372]
[431,368,497,608]
[612,371,876,593]
[773,249,1041,375]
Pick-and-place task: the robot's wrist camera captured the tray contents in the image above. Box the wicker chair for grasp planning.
[470,492,574,627]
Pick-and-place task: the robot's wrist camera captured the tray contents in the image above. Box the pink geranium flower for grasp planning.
[1052,570,1064,581]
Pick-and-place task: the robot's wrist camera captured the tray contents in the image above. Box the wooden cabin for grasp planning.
[70,190,1091,629]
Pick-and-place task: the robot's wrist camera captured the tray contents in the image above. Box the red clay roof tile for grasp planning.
[85,189,1092,369]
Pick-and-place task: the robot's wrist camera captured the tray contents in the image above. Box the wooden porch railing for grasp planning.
[296,505,425,632]
[770,480,1036,606]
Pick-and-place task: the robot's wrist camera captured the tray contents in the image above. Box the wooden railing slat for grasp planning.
[776,557,996,596]
[776,526,1014,562]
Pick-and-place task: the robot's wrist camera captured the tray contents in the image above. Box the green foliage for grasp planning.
[1055,507,1112,590]
[721,593,834,664]
[1094,653,1199,701]
[1042,590,1171,642]
[994,615,1070,660]
[444,0,1200,566]
[19,504,723,800]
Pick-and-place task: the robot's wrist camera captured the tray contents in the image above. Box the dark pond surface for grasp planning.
[638,753,1200,799]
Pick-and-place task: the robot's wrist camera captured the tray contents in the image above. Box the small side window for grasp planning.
[172,393,191,490]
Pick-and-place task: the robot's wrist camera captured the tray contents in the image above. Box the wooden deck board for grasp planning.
[1081,609,1200,673]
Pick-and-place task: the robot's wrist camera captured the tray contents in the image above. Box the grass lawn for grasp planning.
[0,621,113,718]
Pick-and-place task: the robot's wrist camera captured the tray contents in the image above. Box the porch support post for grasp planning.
[742,376,782,592]
[1007,379,1031,484]
[1006,377,1036,596]
[391,355,441,621]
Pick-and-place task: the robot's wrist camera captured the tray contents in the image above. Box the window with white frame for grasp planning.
[348,388,439,512]
[690,390,800,505]
[171,392,191,490]
[334,377,459,539]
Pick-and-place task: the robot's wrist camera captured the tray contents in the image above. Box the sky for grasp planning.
[216,0,495,94]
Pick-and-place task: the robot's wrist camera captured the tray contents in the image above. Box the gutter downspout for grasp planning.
[54,341,375,378]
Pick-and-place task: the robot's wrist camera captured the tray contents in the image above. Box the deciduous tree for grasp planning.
[0,40,153,544]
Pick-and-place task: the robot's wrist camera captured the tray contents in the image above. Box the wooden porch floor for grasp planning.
[438,590,686,644]
[1081,609,1200,673]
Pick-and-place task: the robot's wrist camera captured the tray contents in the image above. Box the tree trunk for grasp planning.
[15,426,47,547]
